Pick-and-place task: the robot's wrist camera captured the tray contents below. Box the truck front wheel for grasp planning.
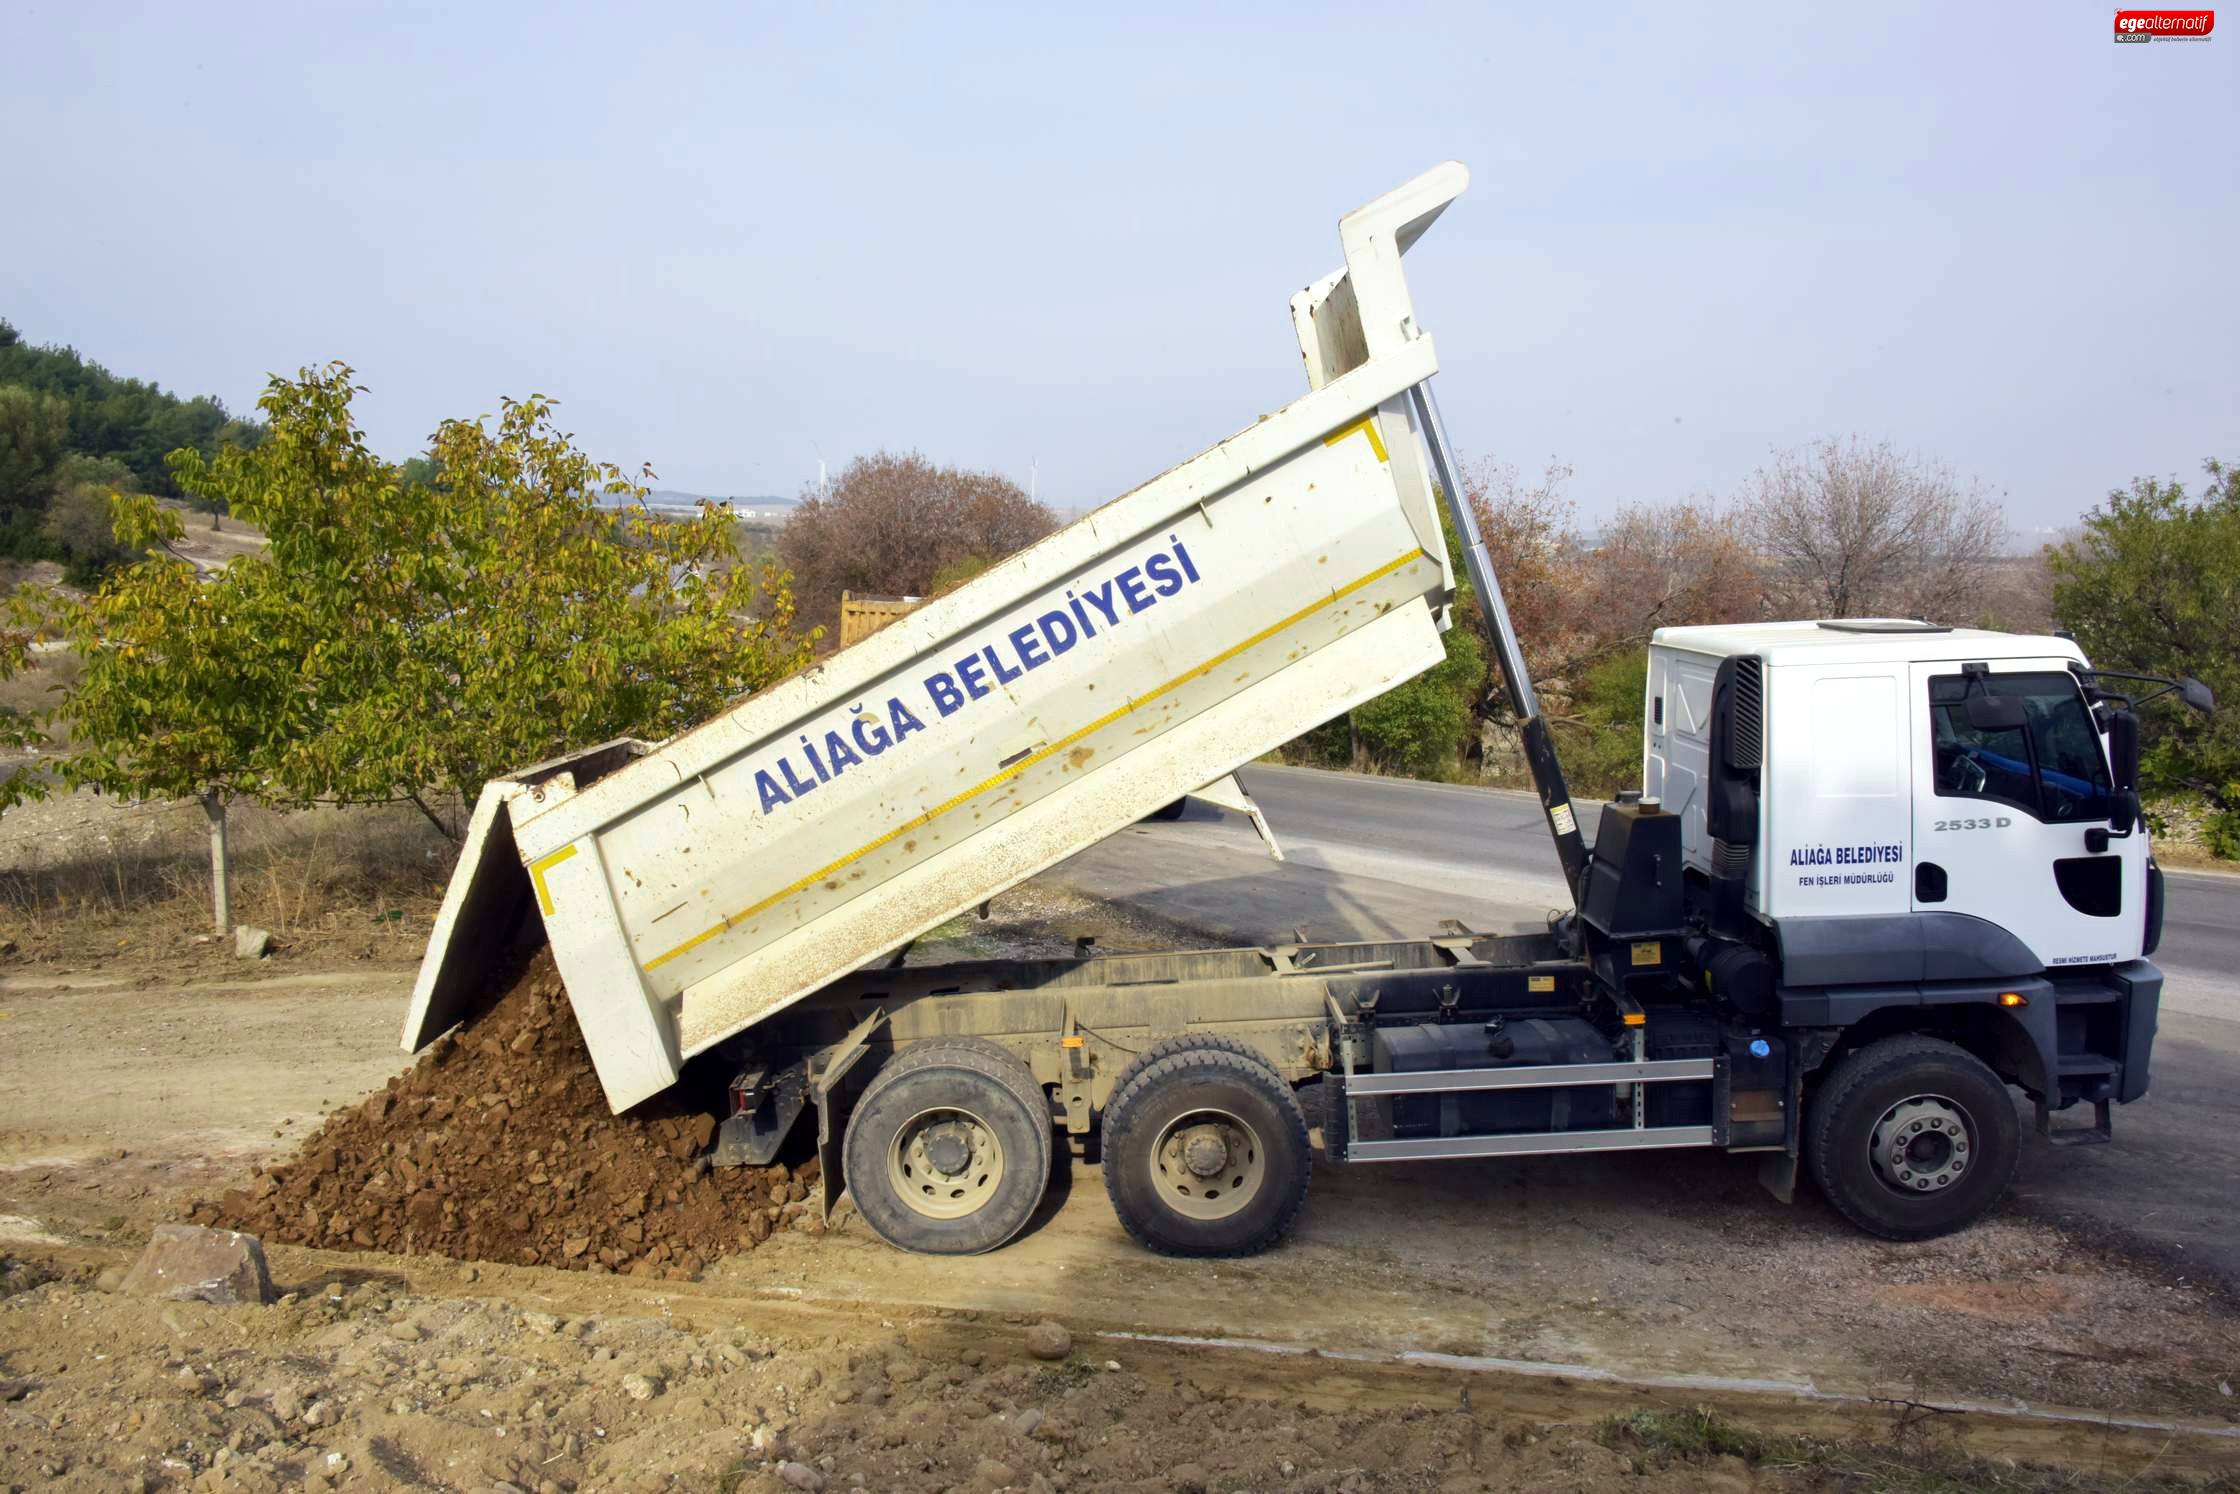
[843,1039,1054,1255]
[1100,1039,1310,1257]
[1805,1035,2020,1241]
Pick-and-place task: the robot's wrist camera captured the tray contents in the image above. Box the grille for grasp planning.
[1729,656,1764,769]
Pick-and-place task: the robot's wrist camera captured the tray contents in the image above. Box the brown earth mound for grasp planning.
[200,949,812,1278]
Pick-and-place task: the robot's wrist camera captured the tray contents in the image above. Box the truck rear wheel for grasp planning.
[1101,1039,1310,1257]
[843,1039,1053,1255]
[1806,1034,2019,1241]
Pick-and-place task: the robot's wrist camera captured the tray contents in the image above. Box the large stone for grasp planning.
[234,926,275,959]
[118,1223,275,1306]
[1023,1321,1072,1361]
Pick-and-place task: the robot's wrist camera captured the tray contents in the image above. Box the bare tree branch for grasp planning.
[1738,436,2008,621]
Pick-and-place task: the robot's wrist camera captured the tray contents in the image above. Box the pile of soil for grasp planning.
[199,950,814,1278]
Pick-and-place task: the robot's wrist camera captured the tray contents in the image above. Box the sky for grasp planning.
[2,2,2233,533]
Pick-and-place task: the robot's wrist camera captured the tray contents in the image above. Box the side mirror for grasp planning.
[1964,692,2028,731]
[2180,677,2215,714]
[2105,708,2142,832]
[2110,787,2141,834]
[2105,709,2140,792]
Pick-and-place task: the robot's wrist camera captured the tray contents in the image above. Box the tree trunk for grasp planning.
[1347,711,1363,772]
[201,791,231,934]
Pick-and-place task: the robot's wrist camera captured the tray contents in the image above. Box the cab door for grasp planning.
[1908,662,2144,969]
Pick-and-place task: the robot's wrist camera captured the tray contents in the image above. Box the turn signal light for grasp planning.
[1998,992,2028,1008]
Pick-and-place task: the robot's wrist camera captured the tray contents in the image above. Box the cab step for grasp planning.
[2034,1095,2112,1147]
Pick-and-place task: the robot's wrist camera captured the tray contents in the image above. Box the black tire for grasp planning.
[1105,1031,1283,1097]
[1101,1039,1310,1257]
[1144,798,1189,822]
[843,1039,1053,1255]
[1805,1034,2020,1241]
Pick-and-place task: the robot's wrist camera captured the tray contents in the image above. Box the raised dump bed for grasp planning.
[406,164,1475,1112]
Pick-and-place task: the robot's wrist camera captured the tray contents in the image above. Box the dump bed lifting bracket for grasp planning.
[712,1062,810,1169]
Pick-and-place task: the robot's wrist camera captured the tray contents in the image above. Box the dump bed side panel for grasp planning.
[619,407,1433,1000]
[517,386,1450,1109]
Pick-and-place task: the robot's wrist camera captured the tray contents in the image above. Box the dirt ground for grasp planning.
[2,809,2239,1487]
[22,1251,2226,1494]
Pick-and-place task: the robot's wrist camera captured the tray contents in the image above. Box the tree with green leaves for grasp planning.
[0,384,70,529]
[0,615,51,815]
[43,499,305,931]
[1553,648,1653,797]
[44,453,140,584]
[1348,619,1486,778]
[46,364,814,930]
[2049,458,2240,856]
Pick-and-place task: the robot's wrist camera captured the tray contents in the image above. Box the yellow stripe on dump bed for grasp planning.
[529,844,578,916]
[1323,415,1389,464]
[639,546,1434,974]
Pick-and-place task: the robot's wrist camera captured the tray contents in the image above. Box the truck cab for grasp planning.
[1639,619,2164,1162]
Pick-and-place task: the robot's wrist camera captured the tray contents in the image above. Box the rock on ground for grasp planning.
[1023,1321,1072,1361]
[116,1222,275,1306]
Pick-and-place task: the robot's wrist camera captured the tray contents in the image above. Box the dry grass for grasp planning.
[0,796,456,965]
[0,639,461,968]
[0,645,81,724]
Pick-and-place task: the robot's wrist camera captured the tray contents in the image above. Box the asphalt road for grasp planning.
[1050,762,2240,1288]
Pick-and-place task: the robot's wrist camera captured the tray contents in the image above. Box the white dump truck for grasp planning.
[406,164,2198,1257]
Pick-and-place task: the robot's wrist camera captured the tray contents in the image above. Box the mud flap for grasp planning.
[1757,1152,1798,1204]
[1753,1046,1808,1204]
[813,1008,889,1225]
[815,1091,845,1226]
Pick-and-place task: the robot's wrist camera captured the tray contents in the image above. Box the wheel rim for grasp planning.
[1149,1108,1266,1221]
[888,1106,1006,1220]
[1868,1094,1975,1196]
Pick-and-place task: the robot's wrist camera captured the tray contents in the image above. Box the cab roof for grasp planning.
[1650,619,2086,668]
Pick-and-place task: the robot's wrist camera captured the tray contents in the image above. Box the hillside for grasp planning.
[0,319,263,500]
